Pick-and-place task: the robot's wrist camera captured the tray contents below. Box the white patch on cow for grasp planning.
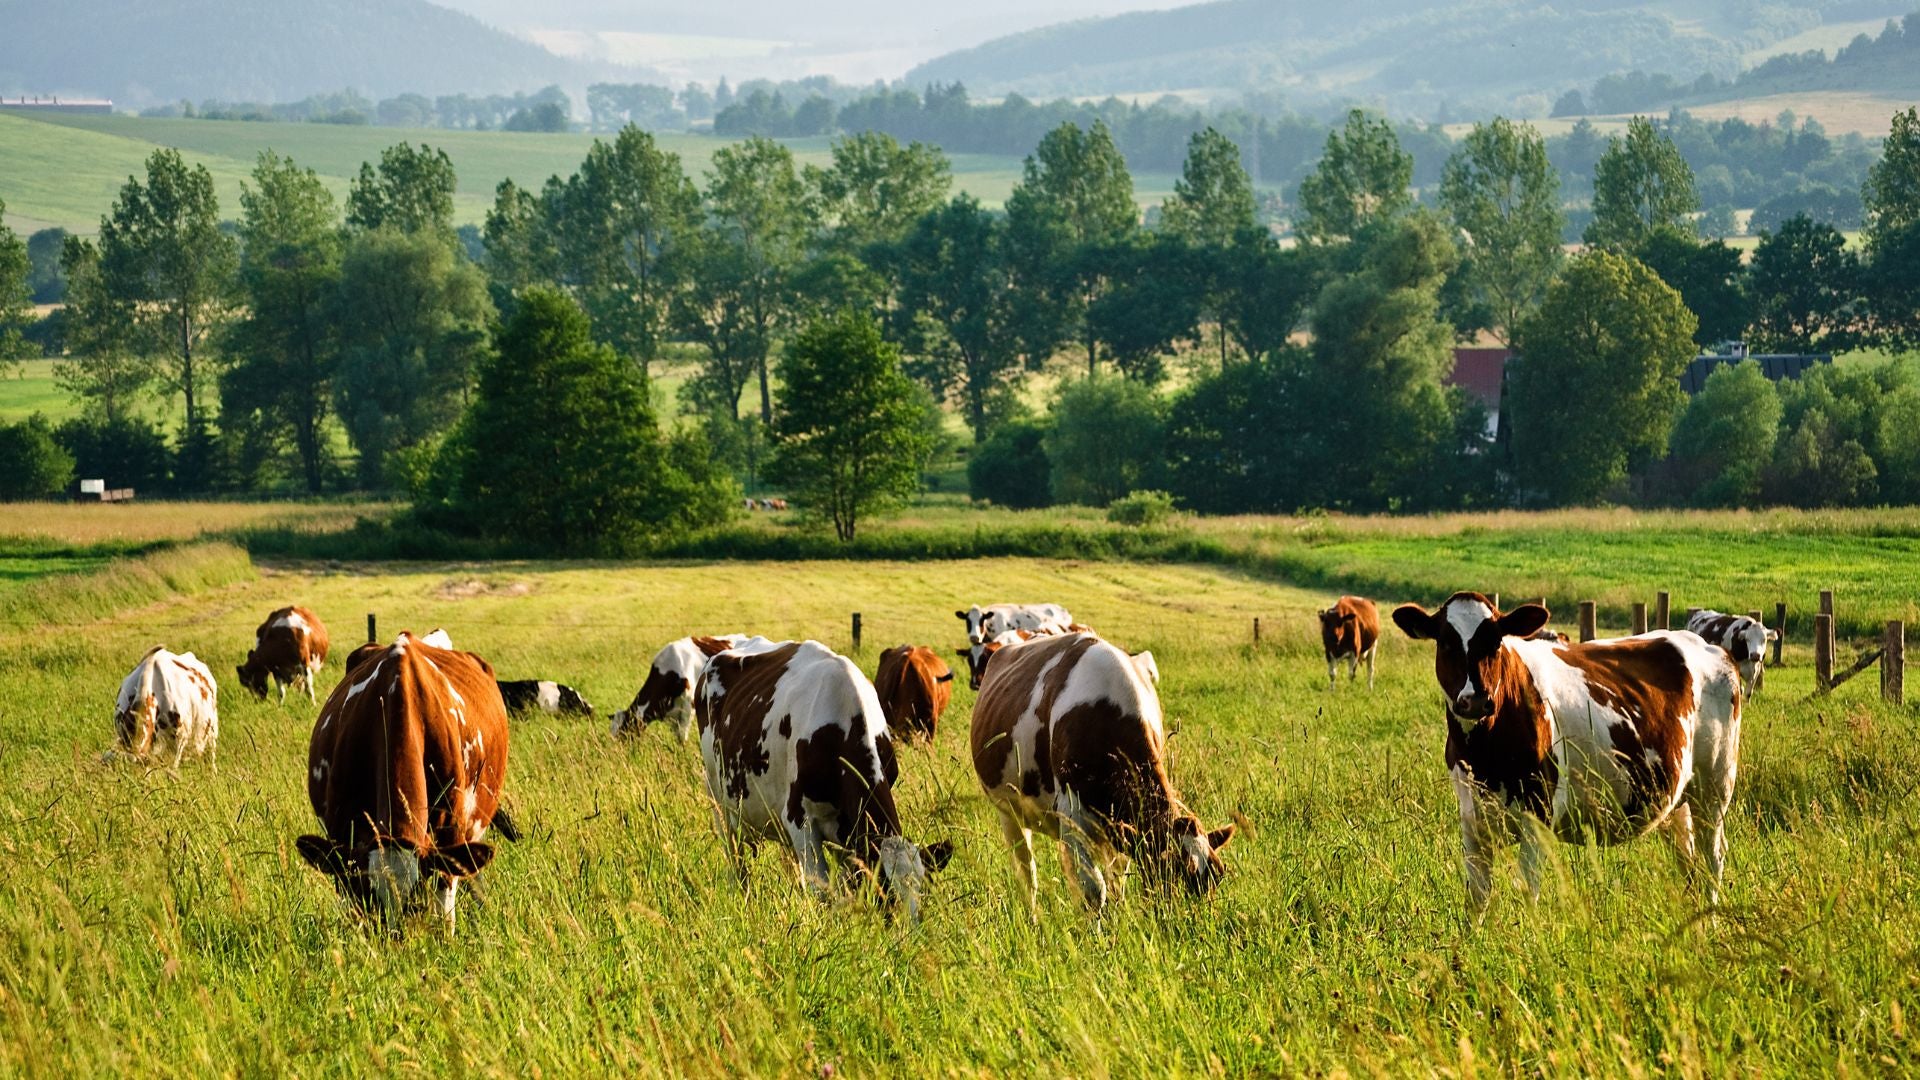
[114,647,220,768]
[535,681,560,712]
[462,785,478,820]
[423,629,453,649]
[312,765,324,781]
[344,659,387,701]
[1444,598,1495,651]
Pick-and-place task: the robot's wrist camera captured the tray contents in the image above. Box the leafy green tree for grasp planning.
[0,416,75,499]
[1584,117,1698,250]
[1666,362,1782,506]
[1439,118,1563,346]
[1863,109,1920,350]
[346,143,457,236]
[1045,375,1166,506]
[1161,128,1258,364]
[427,287,734,549]
[1875,374,1920,505]
[1004,121,1139,374]
[1864,106,1920,246]
[1086,233,1204,384]
[226,152,343,492]
[334,228,493,487]
[967,417,1052,509]
[1218,235,1313,362]
[1634,227,1750,346]
[1511,249,1697,504]
[480,178,556,294]
[1164,351,1299,514]
[897,195,1025,442]
[0,198,31,374]
[806,132,952,257]
[770,310,934,541]
[671,227,765,420]
[705,136,811,422]
[25,227,70,304]
[54,238,159,423]
[1747,215,1859,353]
[1293,110,1412,245]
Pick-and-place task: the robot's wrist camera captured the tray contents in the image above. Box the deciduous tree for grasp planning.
[1584,117,1697,249]
[347,143,457,236]
[1439,118,1563,346]
[1005,121,1138,374]
[705,136,810,422]
[1747,214,1859,353]
[1293,110,1412,245]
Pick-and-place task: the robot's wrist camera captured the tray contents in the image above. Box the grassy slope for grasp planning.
[0,112,1178,234]
[0,548,1914,1074]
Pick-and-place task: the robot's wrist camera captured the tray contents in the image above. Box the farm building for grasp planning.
[0,95,113,115]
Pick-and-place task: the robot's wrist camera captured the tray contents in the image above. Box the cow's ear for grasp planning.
[296,835,348,875]
[422,842,494,878]
[954,610,966,621]
[1207,824,1236,851]
[1391,604,1439,640]
[1498,604,1552,640]
[921,840,954,872]
[934,671,954,683]
[1766,627,1780,642]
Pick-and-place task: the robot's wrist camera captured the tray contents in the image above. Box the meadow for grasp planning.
[0,505,1917,1074]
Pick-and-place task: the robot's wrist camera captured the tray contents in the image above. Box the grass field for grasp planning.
[0,112,1180,235]
[1,508,1918,1073]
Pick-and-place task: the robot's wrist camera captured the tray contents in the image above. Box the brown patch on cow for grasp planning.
[1552,637,1693,825]
[696,642,801,800]
[691,636,735,657]
[1445,648,1556,820]
[238,606,331,699]
[970,633,1105,797]
[874,645,953,741]
[1318,596,1380,661]
[1051,696,1173,842]
[789,714,901,864]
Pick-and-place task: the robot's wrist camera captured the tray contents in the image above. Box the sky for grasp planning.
[433,0,1185,84]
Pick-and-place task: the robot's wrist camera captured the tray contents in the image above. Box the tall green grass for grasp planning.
[0,540,254,631]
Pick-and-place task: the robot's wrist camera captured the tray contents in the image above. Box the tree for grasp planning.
[426,287,734,549]
[96,148,238,472]
[1510,250,1698,504]
[1666,362,1783,506]
[769,309,934,541]
[1045,375,1166,506]
[1086,233,1204,383]
[334,228,493,488]
[1863,108,1920,350]
[806,132,952,257]
[1747,215,1859,353]
[1165,351,1299,514]
[25,226,69,303]
[1584,117,1697,250]
[346,143,457,236]
[896,195,1025,442]
[705,136,811,422]
[1004,121,1138,374]
[55,238,159,423]
[1293,110,1412,245]
[1634,227,1750,347]
[1439,118,1563,346]
[226,152,343,492]
[967,417,1052,508]
[0,198,32,374]
[54,416,172,494]
[0,416,75,499]
[1218,235,1312,362]
[1864,106,1920,246]
[480,179,554,295]
[671,227,765,421]
[1161,128,1258,364]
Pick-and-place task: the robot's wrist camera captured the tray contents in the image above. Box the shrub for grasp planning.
[0,415,76,499]
[967,417,1052,508]
[1106,489,1176,526]
[1046,376,1166,506]
[53,416,172,494]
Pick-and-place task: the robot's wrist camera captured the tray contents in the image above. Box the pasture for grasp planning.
[1,528,1917,1074]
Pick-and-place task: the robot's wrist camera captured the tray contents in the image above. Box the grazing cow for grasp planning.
[1686,610,1777,694]
[114,646,219,771]
[696,640,951,920]
[496,679,594,717]
[956,622,1097,691]
[1392,593,1742,915]
[1318,596,1380,690]
[971,632,1233,914]
[236,605,330,705]
[873,645,954,741]
[954,602,1074,646]
[609,634,775,739]
[297,630,510,929]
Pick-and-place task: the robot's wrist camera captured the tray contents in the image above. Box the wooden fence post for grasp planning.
[367,613,376,644]
[1820,590,1834,619]
[1884,620,1905,706]
[1491,593,1500,612]
[1774,601,1786,666]
[1655,591,1671,630]
[851,612,862,653]
[1253,617,1261,645]
[1632,602,1648,635]
[1815,613,1835,690]
[1579,601,1597,643]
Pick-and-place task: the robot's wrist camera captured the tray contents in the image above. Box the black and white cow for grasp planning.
[609,634,771,740]
[496,679,595,717]
[1685,610,1777,694]
[954,603,1073,646]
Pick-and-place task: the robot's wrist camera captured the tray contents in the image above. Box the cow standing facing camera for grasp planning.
[1318,596,1380,690]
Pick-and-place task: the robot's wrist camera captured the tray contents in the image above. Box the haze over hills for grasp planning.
[0,0,658,108]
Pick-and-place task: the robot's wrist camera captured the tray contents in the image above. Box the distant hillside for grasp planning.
[0,0,649,108]
[905,0,1916,118]
[1694,10,1920,99]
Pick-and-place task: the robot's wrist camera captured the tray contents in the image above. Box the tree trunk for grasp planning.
[179,307,196,428]
[1086,327,1097,377]
[757,353,773,424]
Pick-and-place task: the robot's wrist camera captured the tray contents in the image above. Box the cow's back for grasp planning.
[1324,596,1380,657]
[116,647,219,761]
[875,645,952,739]
[257,606,329,669]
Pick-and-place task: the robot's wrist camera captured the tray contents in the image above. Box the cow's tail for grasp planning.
[491,806,524,842]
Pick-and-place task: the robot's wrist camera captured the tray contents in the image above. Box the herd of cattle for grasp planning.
[107,593,1777,927]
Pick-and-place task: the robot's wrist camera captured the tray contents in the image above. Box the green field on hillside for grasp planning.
[0,112,1178,235]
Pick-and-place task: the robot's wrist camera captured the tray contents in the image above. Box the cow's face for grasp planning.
[611,665,692,736]
[877,836,953,923]
[955,606,988,645]
[1167,816,1234,895]
[115,692,157,757]
[1393,594,1550,725]
[236,655,271,700]
[297,835,494,924]
[1728,621,1775,688]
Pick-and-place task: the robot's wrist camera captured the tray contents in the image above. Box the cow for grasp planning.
[609,634,774,740]
[1391,593,1742,916]
[954,603,1074,646]
[873,645,954,741]
[236,605,330,706]
[1685,610,1777,694]
[696,639,951,921]
[970,631,1233,915]
[496,679,594,717]
[956,622,1097,691]
[297,629,510,930]
[114,646,219,771]
[1318,596,1380,690]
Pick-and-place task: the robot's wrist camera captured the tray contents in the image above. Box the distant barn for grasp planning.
[0,96,113,115]
[1680,342,1832,395]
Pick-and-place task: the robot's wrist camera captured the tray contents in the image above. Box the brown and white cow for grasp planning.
[114,646,219,771]
[1393,593,1743,915]
[297,630,510,930]
[1685,609,1777,694]
[954,602,1074,646]
[610,633,772,740]
[971,631,1232,914]
[236,605,330,705]
[1318,595,1380,690]
[873,644,954,742]
[697,639,951,921]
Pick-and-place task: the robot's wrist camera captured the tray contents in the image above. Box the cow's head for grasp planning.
[297,834,493,925]
[610,636,732,738]
[1727,619,1777,690]
[1138,815,1234,895]
[235,652,271,700]
[875,836,953,924]
[1318,606,1355,645]
[955,606,988,645]
[1393,593,1550,725]
[115,692,158,758]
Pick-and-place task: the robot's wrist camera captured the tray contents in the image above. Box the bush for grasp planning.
[1046,376,1166,506]
[0,415,76,499]
[1665,363,1782,506]
[1106,489,1176,526]
[967,417,1052,508]
[53,416,172,493]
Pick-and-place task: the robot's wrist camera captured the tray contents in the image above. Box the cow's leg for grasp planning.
[1347,654,1358,683]
[1665,801,1698,877]
[712,805,754,891]
[786,819,833,899]
[1325,655,1336,692]
[1366,646,1377,691]
[433,875,460,931]
[277,677,288,706]
[997,808,1038,915]
[1684,777,1734,905]
[1056,800,1109,914]
[1514,809,1550,902]
[1453,765,1495,917]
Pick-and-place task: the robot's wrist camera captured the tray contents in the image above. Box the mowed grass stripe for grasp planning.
[1,555,1915,1073]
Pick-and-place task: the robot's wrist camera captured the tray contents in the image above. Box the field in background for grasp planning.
[0,542,1914,1073]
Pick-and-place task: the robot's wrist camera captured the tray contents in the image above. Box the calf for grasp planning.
[610,633,774,739]
[1686,610,1777,694]
[497,679,594,717]
[971,631,1233,914]
[236,606,330,705]
[114,646,219,771]
[697,640,951,921]
[873,644,954,741]
[1318,596,1380,690]
[298,630,510,930]
[1393,593,1742,915]
[954,602,1074,646]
